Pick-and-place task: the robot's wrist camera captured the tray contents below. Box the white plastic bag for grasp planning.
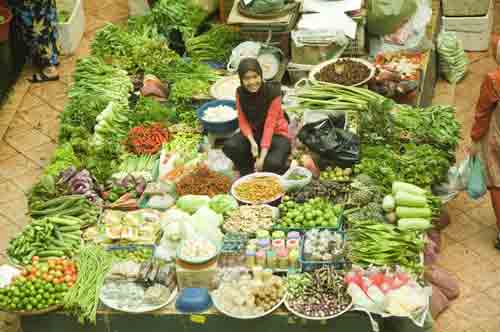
[207,149,235,178]
[448,157,471,192]
[190,206,224,247]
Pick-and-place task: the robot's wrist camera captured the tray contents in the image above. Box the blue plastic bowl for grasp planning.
[175,288,213,313]
[196,100,238,134]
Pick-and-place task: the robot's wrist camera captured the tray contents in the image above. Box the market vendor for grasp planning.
[469,55,500,249]
[223,58,291,176]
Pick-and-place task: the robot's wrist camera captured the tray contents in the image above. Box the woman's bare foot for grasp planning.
[28,65,60,83]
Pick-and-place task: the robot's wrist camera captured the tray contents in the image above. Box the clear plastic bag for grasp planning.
[281,166,313,192]
[190,206,224,248]
[207,149,235,179]
[176,195,211,214]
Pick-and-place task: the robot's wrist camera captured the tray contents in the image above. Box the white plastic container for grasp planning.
[57,0,85,55]
[442,0,494,51]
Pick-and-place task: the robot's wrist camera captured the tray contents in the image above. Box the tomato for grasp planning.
[67,282,74,288]
[30,267,37,274]
[54,271,63,278]
[64,275,72,283]
[47,260,56,268]
[32,256,40,262]
[53,278,61,285]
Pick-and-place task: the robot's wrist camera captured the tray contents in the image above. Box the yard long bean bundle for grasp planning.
[347,220,425,276]
[292,82,384,113]
[63,245,114,324]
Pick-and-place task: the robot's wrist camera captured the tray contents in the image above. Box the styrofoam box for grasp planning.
[57,0,85,55]
[442,0,494,51]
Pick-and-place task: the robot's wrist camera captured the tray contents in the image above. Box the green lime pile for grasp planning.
[277,197,342,229]
[0,277,68,312]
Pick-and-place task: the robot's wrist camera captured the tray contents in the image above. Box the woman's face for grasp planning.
[241,70,262,93]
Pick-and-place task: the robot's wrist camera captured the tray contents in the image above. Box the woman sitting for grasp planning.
[223,58,291,176]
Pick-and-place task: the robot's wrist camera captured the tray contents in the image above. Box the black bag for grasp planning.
[298,115,361,168]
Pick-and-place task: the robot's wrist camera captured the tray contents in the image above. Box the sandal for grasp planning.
[495,233,500,250]
[28,72,60,83]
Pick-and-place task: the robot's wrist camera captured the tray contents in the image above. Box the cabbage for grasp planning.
[176,195,210,214]
[209,195,238,215]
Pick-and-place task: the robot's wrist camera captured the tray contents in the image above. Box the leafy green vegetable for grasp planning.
[359,98,399,145]
[59,57,132,134]
[169,78,210,104]
[129,96,179,126]
[209,195,239,215]
[44,143,81,178]
[186,24,241,62]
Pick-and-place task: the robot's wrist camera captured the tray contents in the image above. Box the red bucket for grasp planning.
[0,6,13,42]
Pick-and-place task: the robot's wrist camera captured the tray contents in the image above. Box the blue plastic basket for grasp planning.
[299,230,346,272]
[196,100,238,134]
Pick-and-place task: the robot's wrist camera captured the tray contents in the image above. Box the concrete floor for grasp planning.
[0,0,500,331]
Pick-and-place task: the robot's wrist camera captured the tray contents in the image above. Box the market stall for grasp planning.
[0,0,463,331]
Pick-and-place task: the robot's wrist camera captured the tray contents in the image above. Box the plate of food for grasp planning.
[100,280,177,314]
[211,273,286,319]
[309,58,375,87]
[231,172,285,205]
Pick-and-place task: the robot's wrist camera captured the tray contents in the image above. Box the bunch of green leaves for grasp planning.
[151,58,219,83]
[176,104,199,127]
[359,99,400,145]
[347,219,425,276]
[398,143,451,190]
[129,96,179,126]
[43,143,82,178]
[354,145,399,194]
[169,78,210,104]
[91,23,179,74]
[394,105,461,161]
[186,24,241,62]
[28,175,59,209]
[150,0,208,41]
[59,57,132,134]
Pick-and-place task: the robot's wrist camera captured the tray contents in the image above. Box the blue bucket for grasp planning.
[196,100,238,134]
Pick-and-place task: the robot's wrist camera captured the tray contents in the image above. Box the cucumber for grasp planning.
[57,225,82,233]
[47,217,81,226]
[37,250,65,257]
[61,233,82,242]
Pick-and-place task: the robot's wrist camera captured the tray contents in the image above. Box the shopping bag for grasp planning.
[466,157,487,200]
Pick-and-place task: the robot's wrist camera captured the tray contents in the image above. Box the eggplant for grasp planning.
[58,166,78,184]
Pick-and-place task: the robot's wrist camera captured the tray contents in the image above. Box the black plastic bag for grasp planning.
[298,115,361,168]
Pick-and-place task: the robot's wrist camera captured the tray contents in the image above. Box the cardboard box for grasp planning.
[442,0,494,51]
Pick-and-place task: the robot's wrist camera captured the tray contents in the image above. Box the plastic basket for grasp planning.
[299,230,346,272]
[272,212,346,233]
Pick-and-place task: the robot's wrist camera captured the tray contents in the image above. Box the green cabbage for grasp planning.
[209,195,238,215]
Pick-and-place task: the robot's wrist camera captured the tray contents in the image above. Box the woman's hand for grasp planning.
[469,142,480,156]
[255,148,269,172]
[248,136,259,158]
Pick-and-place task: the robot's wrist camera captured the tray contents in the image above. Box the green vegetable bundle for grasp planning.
[63,245,114,324]
[437,31,468,83]
[59,57,132,135]
[186,24,241,62]
[347,219,425,276]
[7,217,84,265]
[30,195,100,228]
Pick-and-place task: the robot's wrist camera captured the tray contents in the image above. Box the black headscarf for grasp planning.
[237,58,281,137]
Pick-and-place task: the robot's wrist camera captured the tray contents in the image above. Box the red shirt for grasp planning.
[471,70,500,141]
[236,94,290,149]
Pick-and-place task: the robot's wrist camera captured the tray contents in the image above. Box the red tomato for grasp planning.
[32,256,40,262]
[64,275,72,283]
[35,271,42,278]
[48,260,56,268]
[53,278,62,285]
[30,267,37,274]
[46,275,54,282]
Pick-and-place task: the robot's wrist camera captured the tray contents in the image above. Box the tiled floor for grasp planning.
[0,1,499,331]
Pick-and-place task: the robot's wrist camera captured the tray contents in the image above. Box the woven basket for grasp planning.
[3,304,62,316]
